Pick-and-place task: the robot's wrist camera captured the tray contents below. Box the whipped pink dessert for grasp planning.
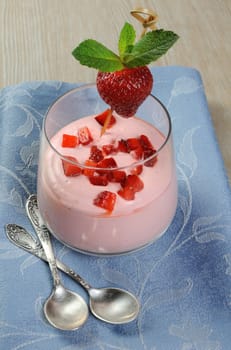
[37,112,177,254]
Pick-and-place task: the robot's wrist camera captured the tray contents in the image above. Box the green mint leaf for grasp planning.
[122,30,179,67]
[118,22,136,58]
[72,39,124,72]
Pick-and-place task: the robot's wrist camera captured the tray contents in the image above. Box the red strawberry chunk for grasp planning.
[117,187,135,201]
[130,146,143,160]
[83,159,97,176]
[96,157,117,175]
[62,156,82,177]
[89,175,108,186]
[102,144,115,156]
[95,109,116,128]
[144,149,157,167]
[109,170,127,184]
[78,126,93,145]
[118,174,144,201]
[130,164,143,175]
[126,138,141,151]
[93,191,116,212]
[139,134,154,150]
[83,159,97,177]
[123,174,144,192]
[117,139,129,153]
[62,134,79,148]
[89,145,104,162]
[125,137,143,160]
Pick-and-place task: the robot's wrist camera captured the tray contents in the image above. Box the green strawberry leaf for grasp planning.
[72,39,124,72]
[118,22,136,58]
[122,30,179,67]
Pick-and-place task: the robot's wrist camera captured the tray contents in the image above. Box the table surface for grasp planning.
[0,0,230,180]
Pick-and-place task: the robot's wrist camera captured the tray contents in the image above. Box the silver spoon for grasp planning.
[6,223,140,324]
[8,196,140,324]
[26,195,140,324]
[25,195,89,330]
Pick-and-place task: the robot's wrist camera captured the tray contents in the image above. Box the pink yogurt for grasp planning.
[37,114,177,254]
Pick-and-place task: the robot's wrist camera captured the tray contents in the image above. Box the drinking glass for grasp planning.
[37,84,177,255]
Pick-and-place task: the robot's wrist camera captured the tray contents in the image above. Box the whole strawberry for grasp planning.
[72,22,178,118]
[97,66,153,117]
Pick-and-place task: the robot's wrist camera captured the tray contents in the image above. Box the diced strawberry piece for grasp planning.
[102,144,115,156]
[118,174,143,201]
[143,149,157,167]
[125,137,144,160]
[89,175,108,186]
[96,157,117,174]
[117,187,135,200]
[83,159,97,177]
[139,134,154,150]
[95,109,116,128]
[130,146,143,160]
[123,174,144,192]
[126,138,141,151]
[62,134,78,148]
[62,156,82,177]
[93,191,116,212]
[130,165,143,175]
[78,126,93,145]
[109,170,127,184]
[117,139,129,153]
[89,145,104,162]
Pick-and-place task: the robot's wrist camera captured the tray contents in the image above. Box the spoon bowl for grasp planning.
[89,287,139,324]
[44,284,88,330]
[25,194,89,330]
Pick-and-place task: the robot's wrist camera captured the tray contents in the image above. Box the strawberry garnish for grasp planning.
[118,174,144,201]
[143,148,157,167]
[89,145,104,162]
[139,134,154,150]
[97,66,153,117]
[60,119,161,211]
[126,137,141,151]
[117,139,129,153]
[78,126,93,145]
[83,159,97,177]
[118,187,135,201]
[62,156,82,177]
[123,174,144,192]
[96,157,117,174]
[95,109,116,128]
[109,170,127,184]
[89,175,108,186]
[72,22,178,118]
[130,164,143,175]
[126,137,143,160]
[62,134,79,148]
[93,191,116,212]
[102,143,115,156]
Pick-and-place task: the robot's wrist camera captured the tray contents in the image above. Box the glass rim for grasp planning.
[43,83,172,171]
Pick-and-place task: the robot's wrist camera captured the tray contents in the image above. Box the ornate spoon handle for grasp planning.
[5,223,91,291]
[25,194,61,287]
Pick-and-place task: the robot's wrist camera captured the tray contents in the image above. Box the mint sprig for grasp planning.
[72,22,179,72]
[118,22,136,58]
[72,39,124,72]
[123,29,179,68]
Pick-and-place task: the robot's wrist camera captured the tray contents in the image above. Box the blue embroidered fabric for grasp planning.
[1,66,231,350]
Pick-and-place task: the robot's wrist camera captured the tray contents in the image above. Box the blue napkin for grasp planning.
[1,66,231,350]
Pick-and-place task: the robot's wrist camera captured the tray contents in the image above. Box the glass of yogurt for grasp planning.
[37,84,178,255]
